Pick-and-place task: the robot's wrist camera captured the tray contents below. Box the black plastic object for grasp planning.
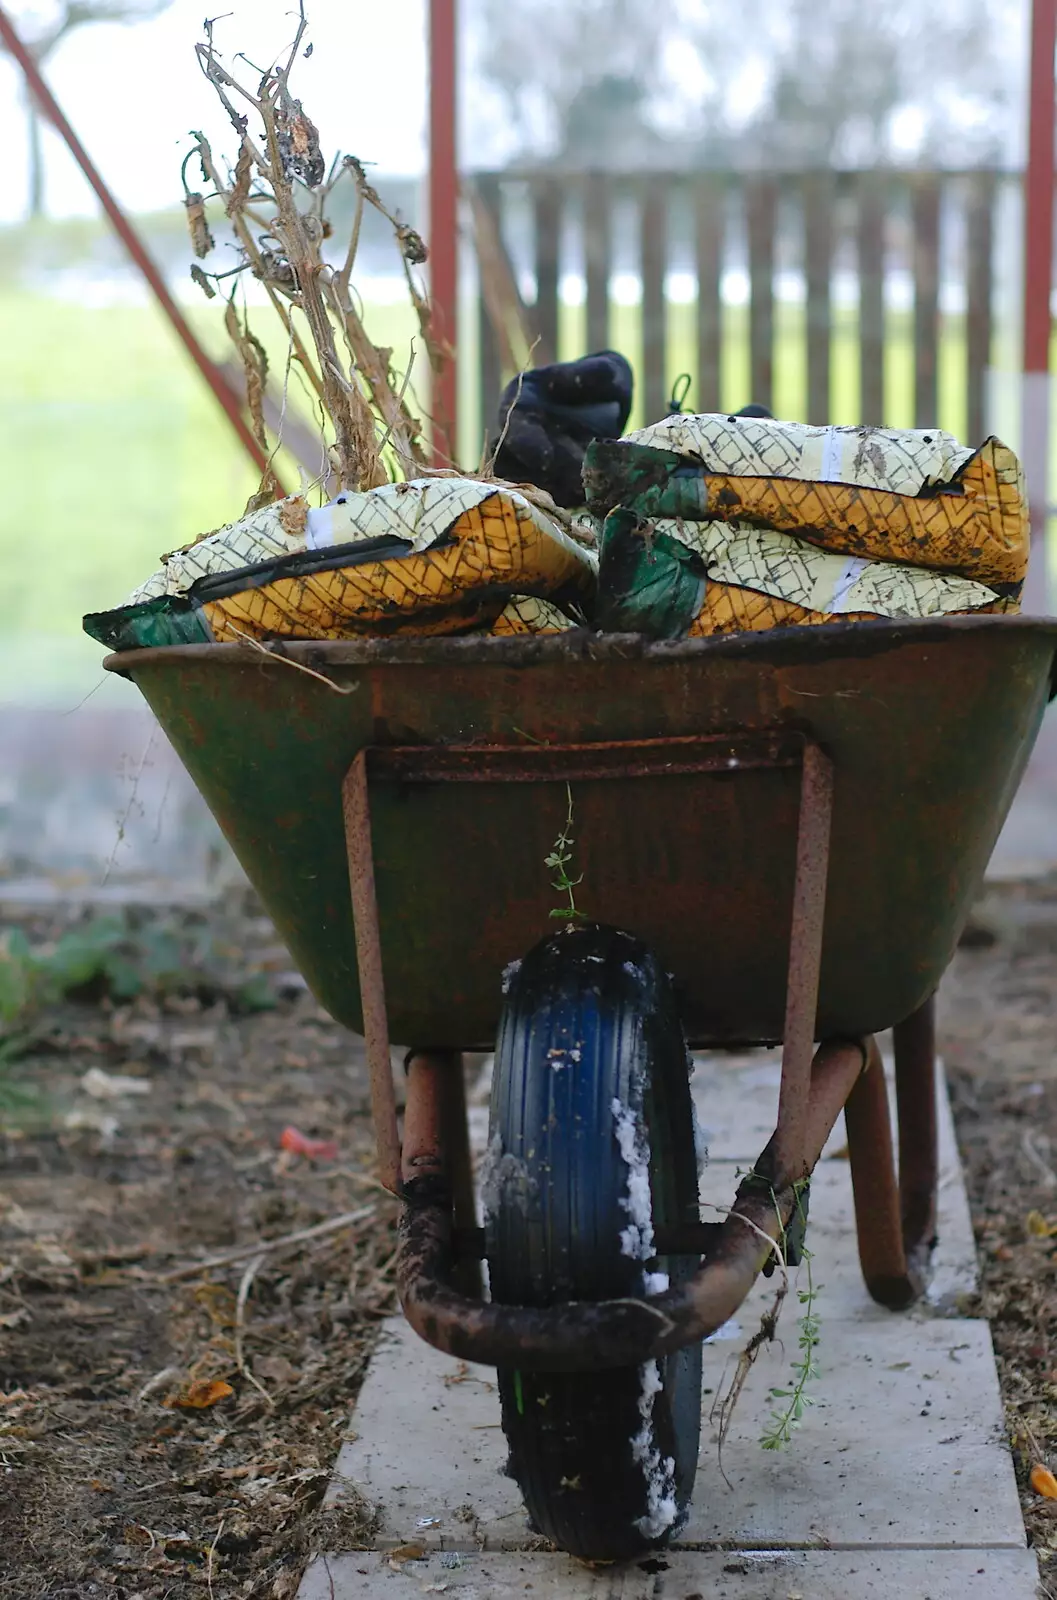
[491,351,633,508]
[486,923,702,1561]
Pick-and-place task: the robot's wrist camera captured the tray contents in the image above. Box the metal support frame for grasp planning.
[342,755,401,1194]
[774,742,834,1185]
[405,1048,483,1299]
[893,996,939,1284]
[340,729,933,1367]
[844,997,939,1308]
[396,1038,866,1369]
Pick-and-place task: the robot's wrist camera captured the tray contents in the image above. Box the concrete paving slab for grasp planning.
[320,1315,1021,1555]
[300,1547,1039,1600]
[687,1315,1019,1548]
[689,1047,958,1168]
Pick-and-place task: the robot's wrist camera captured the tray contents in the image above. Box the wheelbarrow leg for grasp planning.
[404,1050,483,1299]
[844,997,938,1308]
[773,742,834,1186]
[893,994,939,1288]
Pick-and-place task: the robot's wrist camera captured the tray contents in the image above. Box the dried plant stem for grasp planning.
[159,1202,379,1282]
[195,43,381,490]
[223,624,359,694]
[206,1519,224,1600]
[189,10,443,493]
[234,1252,272,1406]
[194,132,326,407]
[322,276,425,471]
[336,181,365,301]
[260,122,380,488]
[344,157,450,400]
[374,344,420,462]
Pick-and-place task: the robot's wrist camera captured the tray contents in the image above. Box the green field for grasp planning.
[0,282,1042,706]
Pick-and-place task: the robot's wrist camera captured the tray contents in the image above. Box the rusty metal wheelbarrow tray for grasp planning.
[107,614,1057,1054]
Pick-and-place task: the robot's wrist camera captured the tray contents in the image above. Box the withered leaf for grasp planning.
[190,264,216,300]
[163,1378,234,1410]
[276,98,324,187]
[388,1542,426,1568]
[184,193,214,259]
[227,143,253,217]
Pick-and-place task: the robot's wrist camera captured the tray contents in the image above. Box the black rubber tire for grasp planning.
[485,923,702,1562]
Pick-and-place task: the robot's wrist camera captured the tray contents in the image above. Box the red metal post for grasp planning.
[0,4,277,484]
[1022,0,1057,613]
[429,0,459,466]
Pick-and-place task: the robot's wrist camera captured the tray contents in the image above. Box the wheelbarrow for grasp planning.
[105,614,1057,1561]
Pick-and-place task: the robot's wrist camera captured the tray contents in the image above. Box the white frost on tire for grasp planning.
[611,1096,655,1262]
[479,1133,537,1219]
[631,1359,678,1538]
[690,1089,710,1175]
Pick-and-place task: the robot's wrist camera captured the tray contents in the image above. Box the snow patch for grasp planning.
[704,1317,743,1343]
[500,958,522,995]
[630,1359,678,1538]
[643,1270,670,1296]
[611,1097,655,1262]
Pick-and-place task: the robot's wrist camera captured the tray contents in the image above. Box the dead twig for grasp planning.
[158,1203,380,1282]
[234,1252,272,1406]
[709,1280,787,1489]
[223,624,360,694]
[102,722,157,886]
[1022,1129,1057,1191]
[696,1197,791,1487]
[486,342,540,476]
[191,131,325,406]
[206,1517,224,1600]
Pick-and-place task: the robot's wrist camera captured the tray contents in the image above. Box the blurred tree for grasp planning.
[689,0,1017,168]
[469,0,1020,169]
[4,1,173,218]
[469,0,699,167]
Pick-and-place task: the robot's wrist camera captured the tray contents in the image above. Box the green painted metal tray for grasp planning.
[106,617,1057,1048]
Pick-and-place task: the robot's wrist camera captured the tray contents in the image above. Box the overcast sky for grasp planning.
[0,0,430,222]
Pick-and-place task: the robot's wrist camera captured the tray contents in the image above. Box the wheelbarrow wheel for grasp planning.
[486,923,702,1562]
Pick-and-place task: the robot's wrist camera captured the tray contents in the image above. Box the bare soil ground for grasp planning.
[0,880,1054,1599]
[940,876,1057,1595]
[0,895,396,1600]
